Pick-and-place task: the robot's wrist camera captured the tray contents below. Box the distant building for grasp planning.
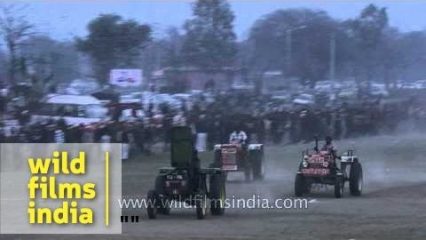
[151,67,248,92]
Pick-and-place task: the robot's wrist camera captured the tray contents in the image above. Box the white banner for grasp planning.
[109,69,143,87]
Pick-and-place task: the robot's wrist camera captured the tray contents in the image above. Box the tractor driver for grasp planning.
[322,136,337,159]
[229,128,248,145]
[229,128,248,162]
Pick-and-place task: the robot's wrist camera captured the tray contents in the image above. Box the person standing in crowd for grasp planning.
[121,122,135,160]
[133,120,145,154]
[54,126,65,143]
[0,89,6,120]
[173,111,187,127]
[82,125,95,143]
[100,133,111,143]
[162,111,173,151]
[333,110,342,139]
[289,110,299,143]
[1,88,424,156]
[8,127,19,143]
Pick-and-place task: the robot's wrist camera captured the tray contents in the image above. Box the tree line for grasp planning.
[0,1,426,90]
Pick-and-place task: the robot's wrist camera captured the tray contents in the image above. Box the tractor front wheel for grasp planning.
[295,174,306,197]
[334,177,343,198]
[195,192,207,219]
[147,190,158,219]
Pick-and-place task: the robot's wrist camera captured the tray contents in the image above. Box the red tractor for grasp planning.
[294,139,363,198]
[212,143,264,182]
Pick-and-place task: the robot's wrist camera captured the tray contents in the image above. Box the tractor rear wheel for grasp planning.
[195,192,207,219]
[251,149,264,181]
[349,162,363,196]
[210,173,226,215]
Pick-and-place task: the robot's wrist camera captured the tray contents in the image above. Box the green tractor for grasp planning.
[146,126,227,219]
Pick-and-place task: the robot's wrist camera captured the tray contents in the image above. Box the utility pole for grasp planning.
[329,33,336,82]
[286,29,292,76]
[285,25,306,79]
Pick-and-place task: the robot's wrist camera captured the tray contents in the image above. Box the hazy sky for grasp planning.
[6,0,426,40]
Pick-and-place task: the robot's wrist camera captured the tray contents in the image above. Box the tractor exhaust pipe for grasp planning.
[314,136,319,152]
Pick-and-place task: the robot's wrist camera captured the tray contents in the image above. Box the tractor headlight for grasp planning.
[166,175,173,180]
[176,175,183,180]
[302,160,309,168]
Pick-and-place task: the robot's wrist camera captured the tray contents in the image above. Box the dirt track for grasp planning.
[2,134,426,239]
